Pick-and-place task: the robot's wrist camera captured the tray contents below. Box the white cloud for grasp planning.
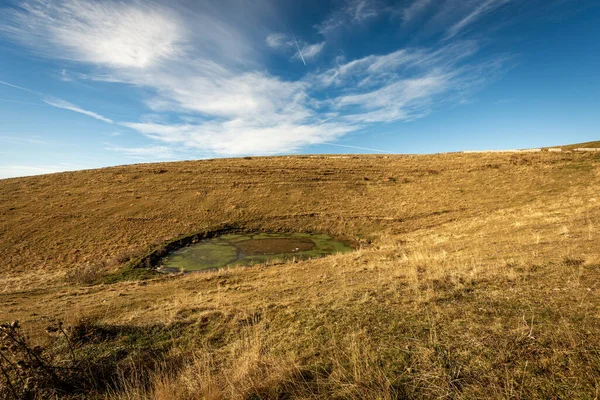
[293,41,326,65]
[312,41,500,125]
[316,49,424,87]
[334,73,450,123]
[0,79,40,94]
[266,33,325,65]
[317,0,380,34]
[1,0,184,68]
[316,41,479,88]
[266,33,291,49]
[402,0,432,23]
[59,69,73,82]
[126,65,312,122]
[43,97,114,123]
[1,0,508,158]
[1,78,115,124]
[350,0,379,21]
[446,0,510,39]
[122,120,354,156]
[301,42,326,59]
[115,41,498,155]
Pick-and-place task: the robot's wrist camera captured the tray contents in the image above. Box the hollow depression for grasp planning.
[159,232,355,272]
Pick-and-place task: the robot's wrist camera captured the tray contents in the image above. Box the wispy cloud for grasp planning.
[1,0,511,158]
[0,79,40,94]
[0,135,47,145]
[446,0,510,39]
[293,40,326,65]
[266,32,325,65]
[317,0,380,34]
[266,33,291,49]
[301,42,326,59]
[0,98,44,106]
[120,120,354,156]
[293,35,307,66]
[402,0,433,23]
[1,0,184,68]
[59,69,72,82]
[333,73,450,123]
[314,41,506,125]
[43,97,113,123]
[1,78,115,123]
[315,41,480,88]
[115,40,502,155]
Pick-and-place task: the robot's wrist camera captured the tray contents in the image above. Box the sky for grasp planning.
[0,0,599,178]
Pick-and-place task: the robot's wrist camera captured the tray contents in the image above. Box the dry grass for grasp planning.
[552,140,600,150]
[1,151,600,398]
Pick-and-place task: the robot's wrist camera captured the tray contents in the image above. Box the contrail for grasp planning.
[0,79,114,124]
[0,98,45,106]
[292,34,306,66]
[0,97,131,120]
[0,80,41,94]
[322,142,393,154]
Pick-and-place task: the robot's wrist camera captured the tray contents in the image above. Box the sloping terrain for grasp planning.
[549,140,600,150]
[1,151,600,399]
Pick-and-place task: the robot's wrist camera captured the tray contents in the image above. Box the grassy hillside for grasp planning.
[1,151,600,399]
[547,140,600,150]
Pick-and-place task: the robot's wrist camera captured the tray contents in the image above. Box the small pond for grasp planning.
[159,232,355,272]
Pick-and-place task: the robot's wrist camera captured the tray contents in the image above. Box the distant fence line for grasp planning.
[574,148,600,152]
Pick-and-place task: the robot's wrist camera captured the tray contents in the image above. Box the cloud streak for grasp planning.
[317,0,380,34]
[43,97,114,123]
[313,39,509,127]
[1,78,115,123]
[446,0,510,38]
[402,0,432,23]
[0,79,41,94]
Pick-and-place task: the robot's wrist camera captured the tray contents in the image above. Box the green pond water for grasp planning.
[160,233,354,272]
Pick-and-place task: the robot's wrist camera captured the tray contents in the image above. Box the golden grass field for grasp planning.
[1,147,600,399]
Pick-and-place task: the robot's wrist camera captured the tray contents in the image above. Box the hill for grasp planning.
[547,140,600,150]
[1,151,600,399]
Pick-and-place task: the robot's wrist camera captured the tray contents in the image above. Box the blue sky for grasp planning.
[0,0,598,178]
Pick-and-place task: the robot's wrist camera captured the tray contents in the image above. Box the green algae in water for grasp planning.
[162,241,238,271]
[160,233,354,272]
